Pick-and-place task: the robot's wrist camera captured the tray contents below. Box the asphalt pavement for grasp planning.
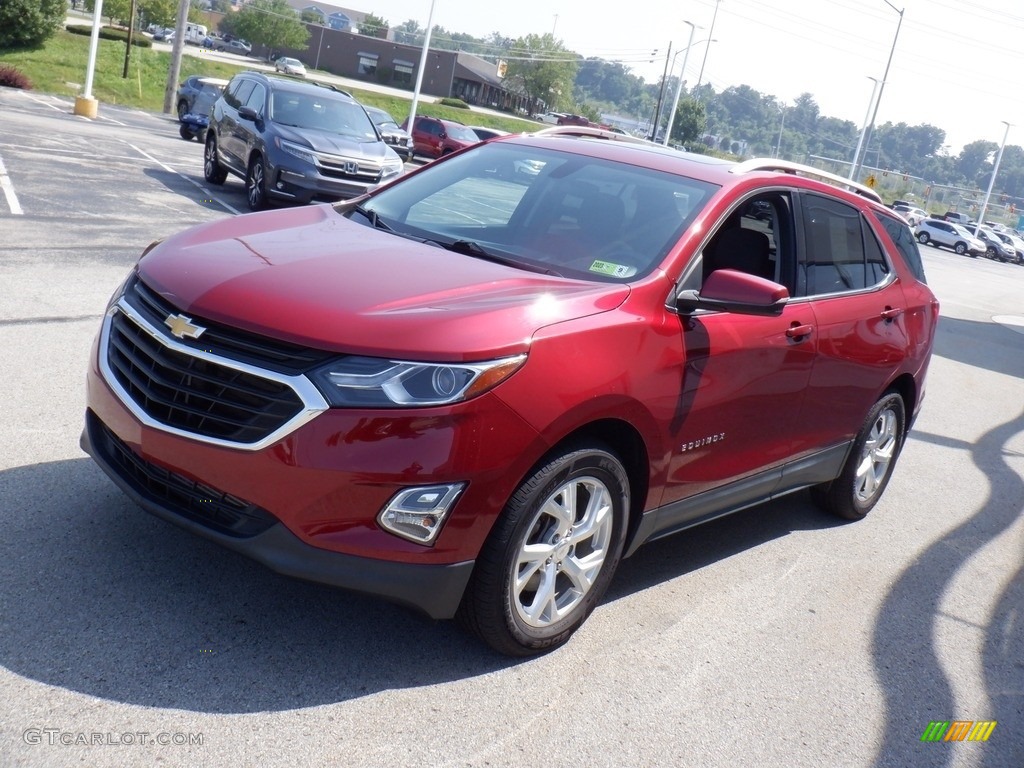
[0,86,1021,768]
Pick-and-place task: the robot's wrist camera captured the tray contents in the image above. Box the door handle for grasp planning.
[786,323,813,339]
[880,307,904,320]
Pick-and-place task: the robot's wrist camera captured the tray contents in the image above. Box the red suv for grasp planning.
[402,115,480,159]
[83,128,938,656]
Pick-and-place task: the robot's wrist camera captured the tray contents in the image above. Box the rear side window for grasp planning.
[799,194,890,296]
[876,212,927,283]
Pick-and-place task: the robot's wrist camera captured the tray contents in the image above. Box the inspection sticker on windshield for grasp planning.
[588,260,636,277]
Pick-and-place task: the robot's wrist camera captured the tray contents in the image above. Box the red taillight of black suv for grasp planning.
[83,136,937,656]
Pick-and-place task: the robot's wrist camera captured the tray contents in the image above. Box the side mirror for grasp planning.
[238,106,260,124]
[675,269,789,316]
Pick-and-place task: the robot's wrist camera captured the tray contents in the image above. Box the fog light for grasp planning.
[378,483,464,544]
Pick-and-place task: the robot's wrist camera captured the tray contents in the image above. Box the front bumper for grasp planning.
[82,409,475,618]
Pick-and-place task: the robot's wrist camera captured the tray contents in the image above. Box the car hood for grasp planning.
[273,124,388,160]
[137,205,630,360]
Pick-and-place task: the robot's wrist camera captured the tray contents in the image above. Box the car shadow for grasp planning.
[0,458,513,714]
[867,313,1024,766]
[1,456,847,716]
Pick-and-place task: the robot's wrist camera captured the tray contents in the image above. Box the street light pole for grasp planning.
[849,76,881,179]
[851,1,903,180]
[650,41,672,142]
[663,21,698,146]
[973,121,1012,234]
[406,0,438,131]
[774,105,786,158]
[694,0,721,98]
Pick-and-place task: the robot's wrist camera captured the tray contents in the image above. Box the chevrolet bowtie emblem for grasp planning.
[164,313,206,340]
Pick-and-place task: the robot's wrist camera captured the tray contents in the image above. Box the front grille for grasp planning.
[89,412,276,538]
[316,155,383,183]
[126,278,334,375]
[107,310,305,444]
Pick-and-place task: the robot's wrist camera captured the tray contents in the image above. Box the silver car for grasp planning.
[275,57,306,77]
[914,219,985,257]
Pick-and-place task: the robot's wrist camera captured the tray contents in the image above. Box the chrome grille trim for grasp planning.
[99,297,329,451]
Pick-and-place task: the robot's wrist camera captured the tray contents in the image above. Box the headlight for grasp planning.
[309,354,526,407]
[278,138,316,165]
[382,156,404,178]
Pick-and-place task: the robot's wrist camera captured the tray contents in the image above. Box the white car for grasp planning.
[914,219,986,257]
[893,204,928,227]
[275,57,307,77]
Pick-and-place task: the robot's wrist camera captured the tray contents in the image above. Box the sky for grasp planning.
[365,0,1024,155]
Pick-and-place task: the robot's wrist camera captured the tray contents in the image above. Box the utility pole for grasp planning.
[650,41,671,142]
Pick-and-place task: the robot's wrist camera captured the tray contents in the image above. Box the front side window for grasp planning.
[799,194,890,297]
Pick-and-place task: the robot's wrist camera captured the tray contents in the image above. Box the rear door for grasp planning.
[793,192,909,454]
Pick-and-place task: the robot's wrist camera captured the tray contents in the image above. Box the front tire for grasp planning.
[245,155,267,211]
[812,392,906,521]
[954,242,967,255]
[203,135,227,185]
[917,232,930,245]
[457,445,629,656]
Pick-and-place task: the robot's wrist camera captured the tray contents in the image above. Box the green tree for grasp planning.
[0,0,65,47]
[359,13,389,38]
[300,9,323,24]
[392,19,422,46]
[232,0,309,53]
[505,33,578,111]
[669,96,706,146]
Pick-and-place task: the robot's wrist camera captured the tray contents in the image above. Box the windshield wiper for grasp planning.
[351,204,391,231]
[424,239,562,276]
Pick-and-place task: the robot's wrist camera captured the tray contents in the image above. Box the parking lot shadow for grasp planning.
[0,458,517,714]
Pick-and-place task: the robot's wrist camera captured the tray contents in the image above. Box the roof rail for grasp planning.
[730,158,883,204]
[532,125,662,147]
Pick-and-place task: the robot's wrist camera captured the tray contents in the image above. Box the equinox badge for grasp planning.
[164,313,206,340]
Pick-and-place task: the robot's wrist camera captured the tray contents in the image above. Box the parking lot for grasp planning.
[0,87,1021,768]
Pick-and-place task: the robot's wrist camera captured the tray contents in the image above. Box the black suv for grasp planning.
[204,72,404,210]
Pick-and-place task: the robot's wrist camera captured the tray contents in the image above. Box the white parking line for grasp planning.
[125,141,240,215]
[0,154,24,215]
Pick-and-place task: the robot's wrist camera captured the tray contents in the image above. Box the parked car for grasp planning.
[202,71,403,210]
[914,219,985,256]
[175,75,229,120]
[153,28,174,43]
[215,39,252,55]
[556,113,592,127]
[467,125,510,141]
[176,77,227,143]
[974,226,1018,262]
[363,105,414,162]
[401,115,480,159]
[82,133,938,656]
[538,111,567,124]
[993,230,1024,264]
[275,57,307,77]
[892,204,928,227]
[943,211,973,226]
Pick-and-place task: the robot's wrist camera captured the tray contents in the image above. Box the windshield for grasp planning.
[444,123,482,142]
[367,109,398,129]
[270,92,377,140]
[344,141,718,281]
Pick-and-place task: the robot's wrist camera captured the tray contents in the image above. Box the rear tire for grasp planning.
[457,445,629,656]
[812,392,906,521]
